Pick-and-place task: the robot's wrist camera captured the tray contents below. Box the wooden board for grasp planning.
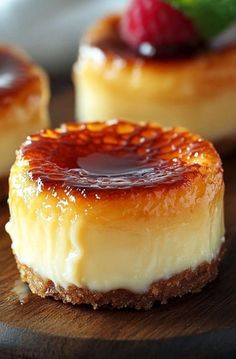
[0,85,236,358]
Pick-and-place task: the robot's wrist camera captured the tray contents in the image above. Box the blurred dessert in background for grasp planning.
[6,119,225,309]
[0,46,49,199]
[74,0,236,153]
[0,0,127,75]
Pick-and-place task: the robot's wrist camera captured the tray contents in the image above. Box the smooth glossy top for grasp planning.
[20,120,221,195]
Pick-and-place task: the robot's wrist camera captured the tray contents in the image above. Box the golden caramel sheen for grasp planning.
[19,120,220,193]
[75,15,236,148]
[6,120,225,306]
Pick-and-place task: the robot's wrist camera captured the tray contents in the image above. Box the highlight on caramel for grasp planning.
[20,119,221,196]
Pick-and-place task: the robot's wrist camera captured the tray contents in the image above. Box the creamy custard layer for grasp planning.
[76,59,236,142]
[6,160,224,293]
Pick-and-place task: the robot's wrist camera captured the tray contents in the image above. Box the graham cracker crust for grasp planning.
[16,245,225,310]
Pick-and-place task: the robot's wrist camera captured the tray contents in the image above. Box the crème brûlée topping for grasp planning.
[0,46,49,189]
[6,120,225,309]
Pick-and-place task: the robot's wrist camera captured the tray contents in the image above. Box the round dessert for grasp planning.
[74,1,236,153]
[6,119,225,310]
[0,46,49,199]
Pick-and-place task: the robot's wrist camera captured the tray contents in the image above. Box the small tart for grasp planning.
[0,46,49,199]
[74,14,236,152]
[6,119,225,309]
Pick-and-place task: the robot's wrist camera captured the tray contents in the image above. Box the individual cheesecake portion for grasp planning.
[6,119,225,309]
[0,46,50,199]
[74,14,236,152]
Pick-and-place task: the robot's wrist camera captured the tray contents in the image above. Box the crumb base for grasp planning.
[16,245,225,310]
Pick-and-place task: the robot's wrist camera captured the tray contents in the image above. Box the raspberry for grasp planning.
[120,0,200,50]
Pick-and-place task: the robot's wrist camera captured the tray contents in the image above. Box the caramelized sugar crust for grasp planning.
[83,14,204,60]
[84,14,236,62]
[0,46,42,111]
[20,120,222,197]
[81,15,236,97]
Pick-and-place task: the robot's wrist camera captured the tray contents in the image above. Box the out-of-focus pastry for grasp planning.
[6,119,225,309]
[0,46,49,199]
[74,0,236,152]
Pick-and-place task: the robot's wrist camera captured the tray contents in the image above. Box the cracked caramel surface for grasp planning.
[20,120,221,196]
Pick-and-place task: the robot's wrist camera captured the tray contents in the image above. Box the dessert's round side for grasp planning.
[74,15,236,151]
[6,120,225,309]
[0,46,50,199]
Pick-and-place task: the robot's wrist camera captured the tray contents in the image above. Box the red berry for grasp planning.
[120,0,200,50]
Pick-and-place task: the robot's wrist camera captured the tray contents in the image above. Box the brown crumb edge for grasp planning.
[17,244,225,310]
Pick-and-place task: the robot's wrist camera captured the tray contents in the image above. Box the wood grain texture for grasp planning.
[0,84,236,358]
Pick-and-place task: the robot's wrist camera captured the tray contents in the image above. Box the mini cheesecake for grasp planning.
[74,14,236,152]
[0,46,49,199]
[6,119,225,309]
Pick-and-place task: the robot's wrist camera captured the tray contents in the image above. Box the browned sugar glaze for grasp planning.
[0,47,39,106]
[83,15,206,61]
[21,120,218,194]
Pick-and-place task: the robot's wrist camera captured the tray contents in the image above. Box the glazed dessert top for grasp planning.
[0,46,41,108]
[19,120,222,197]
[81,14,236,62]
